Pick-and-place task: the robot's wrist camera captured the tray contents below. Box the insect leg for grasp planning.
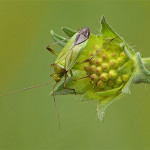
[70,70,75,81]
[73,76,89,81]
[64,73,76,95]
[53,82,61,129]
[46,47,59,56]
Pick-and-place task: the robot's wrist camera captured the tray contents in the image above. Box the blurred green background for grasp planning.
[0,0,150,150]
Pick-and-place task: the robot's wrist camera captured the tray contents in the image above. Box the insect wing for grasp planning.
[55,33,77,64]
[65,40,88,70]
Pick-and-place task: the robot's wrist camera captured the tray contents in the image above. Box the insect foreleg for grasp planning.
[46,46,59,56]
[70,70,75,81]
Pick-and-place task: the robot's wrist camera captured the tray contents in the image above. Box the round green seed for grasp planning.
[117,57,124,64]
[109,70,118,79]
[108,80,115,87]
[95,58,103,65]
[84,64,89,72]
[100,73,109,81]
[109,59,118,68]
[97,80,107,88]
[102,62,110,72]
[122,74,129,82]
[95,67,102,75]
[115,76,122,84]
[89,65,96,73]
[90,74,99,82]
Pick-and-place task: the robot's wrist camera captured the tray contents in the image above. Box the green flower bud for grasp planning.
[89,57,96,64]
[95,67,102,75]
[109,59,118,68]
[97,80,107,88]
[89,65,96,73]
[90,74,99,82]
[115,76,122,84]
[108,80,115,87]
[89,51,95,56]
[102,53,109,61]
[117,57,124,64]
[111,52,118,58]
[122,74,129,82]
[120,52,127,59]
[94,45,102,53]
[102,62,110,72]
[109,70,118,79]
[95,58,103,66]
[84,64,90,72]
[100,73,109,81]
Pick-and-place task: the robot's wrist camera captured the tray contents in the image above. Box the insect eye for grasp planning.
[74,27,90,46]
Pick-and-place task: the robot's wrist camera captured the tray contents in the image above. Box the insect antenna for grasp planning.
[46,38,70,56]
[0,79,54,97]
[52,82,61,129]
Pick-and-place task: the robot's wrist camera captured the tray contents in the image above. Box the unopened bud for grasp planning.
[115,76,122,84]
[95,58,103,65]
[102,62,110,72]
[117,57,124,64]
[100,73,109,81]
[109,70,118,79]
[109,59,118,68]
[108,80,115,87]
[91,74,99,82]
[84,64,89,72]
[122,74,129,82]
[89,65,96,73]
[102,53,109,61]
[97,80,107,88]
[95,67,102,75]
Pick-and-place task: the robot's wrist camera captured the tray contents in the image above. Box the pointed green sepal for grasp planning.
[62,27,77,37]
[50,30,68,47]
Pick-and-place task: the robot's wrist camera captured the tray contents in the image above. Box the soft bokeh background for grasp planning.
[0,0,150,150]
